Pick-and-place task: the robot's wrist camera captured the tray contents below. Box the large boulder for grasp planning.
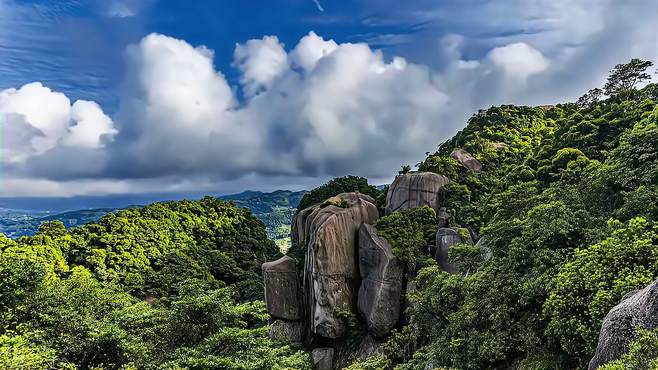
[262,255,303,321]
[435,228,473,274]
[589,279,658,369]
[293,192,379,339]
[450,149,482,172]
[385,172,449,215]
[357,224,403,337]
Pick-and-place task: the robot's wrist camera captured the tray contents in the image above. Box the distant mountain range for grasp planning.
[0,190,307,243]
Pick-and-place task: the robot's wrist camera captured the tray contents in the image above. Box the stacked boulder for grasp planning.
[262,171,484,368]
[262,256,304,342]
[357,224,403,337]
[294,192,379,339]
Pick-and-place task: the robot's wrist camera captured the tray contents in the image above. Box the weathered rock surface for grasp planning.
[435,228,473,273]
[333,334,384,369]
[269,319,304,343]
[293,192,379,339]
[385,172,450,215]
[589,279,658,369]
[311,348,334,370]
[450,149,482,172]
[262,255,303,320]
[357,224,403,337]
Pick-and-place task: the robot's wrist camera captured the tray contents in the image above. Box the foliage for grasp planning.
[0,198,308,369]
[376,206,437,275]
[403,64,658,369]
[297,176,381,211]
[544,218,658,356]
[604,59,654,99]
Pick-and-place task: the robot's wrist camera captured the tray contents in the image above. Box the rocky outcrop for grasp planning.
[293,192,379,339]
[269,319,304,343]
[333,334,385,369]
[311,348,334,370]
[437,207,450,228]
[450,149,482,172]
[435,228,473,273]
[262,256,303,321]
[589,279,658,369]
[385,172,449,215]
[357,224,403,337]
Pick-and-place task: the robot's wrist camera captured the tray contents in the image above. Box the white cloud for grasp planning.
[290,32,338,73]
[486,42,550,81]
[62,100,117,149]
[2,0,656,198]
[233,36,289,97]
[0,82,116,163]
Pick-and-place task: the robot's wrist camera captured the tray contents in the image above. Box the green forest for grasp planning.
[1,59,656,369]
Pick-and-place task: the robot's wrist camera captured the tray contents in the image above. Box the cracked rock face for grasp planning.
[357,224,403,337]
[384,172,449,215]
[293,192,379,339]
[450,149,482,172]
[589,278,658,370]
[262,255,303,321]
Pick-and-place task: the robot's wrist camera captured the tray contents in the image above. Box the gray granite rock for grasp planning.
[262,255,303,320]
[385,172,449,215]
[435,228,473,273]
[450,149,482,171]
[311,347,334,370]
[269,319,304,343]
[293,192,379,339]
[357,224,403,337]
[589,279,658,369]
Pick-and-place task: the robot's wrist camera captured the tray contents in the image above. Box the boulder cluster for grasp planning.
[262,158,485,368]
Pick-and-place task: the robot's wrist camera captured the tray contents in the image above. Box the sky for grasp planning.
[0,0,656,201]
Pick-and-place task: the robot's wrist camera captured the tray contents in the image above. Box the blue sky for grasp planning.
[0,0,655,199]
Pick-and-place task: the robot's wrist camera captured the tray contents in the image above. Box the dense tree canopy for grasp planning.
[0,198,309,369]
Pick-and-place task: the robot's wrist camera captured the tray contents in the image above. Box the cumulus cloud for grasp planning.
[233,36,289,97]
[486,43,549,81]
[0,82,116,164]
[2,0,655,197]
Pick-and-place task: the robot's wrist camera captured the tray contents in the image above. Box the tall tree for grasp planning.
[604,59,654,100]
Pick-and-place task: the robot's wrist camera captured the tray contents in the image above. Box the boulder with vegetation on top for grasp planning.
[292,192,379,339]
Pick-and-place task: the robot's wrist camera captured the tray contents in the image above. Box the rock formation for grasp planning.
[589,278,658,369]
[262,255,303,321]
[357,224,403,337]
[293,192,379,339]
[435,228,473,273]
[269,319,304,343]
[311,348,334,370]
[385,172,449,215]
[450,149,482,172]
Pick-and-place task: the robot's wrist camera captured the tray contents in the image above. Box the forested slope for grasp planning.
[0,197,310,369]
